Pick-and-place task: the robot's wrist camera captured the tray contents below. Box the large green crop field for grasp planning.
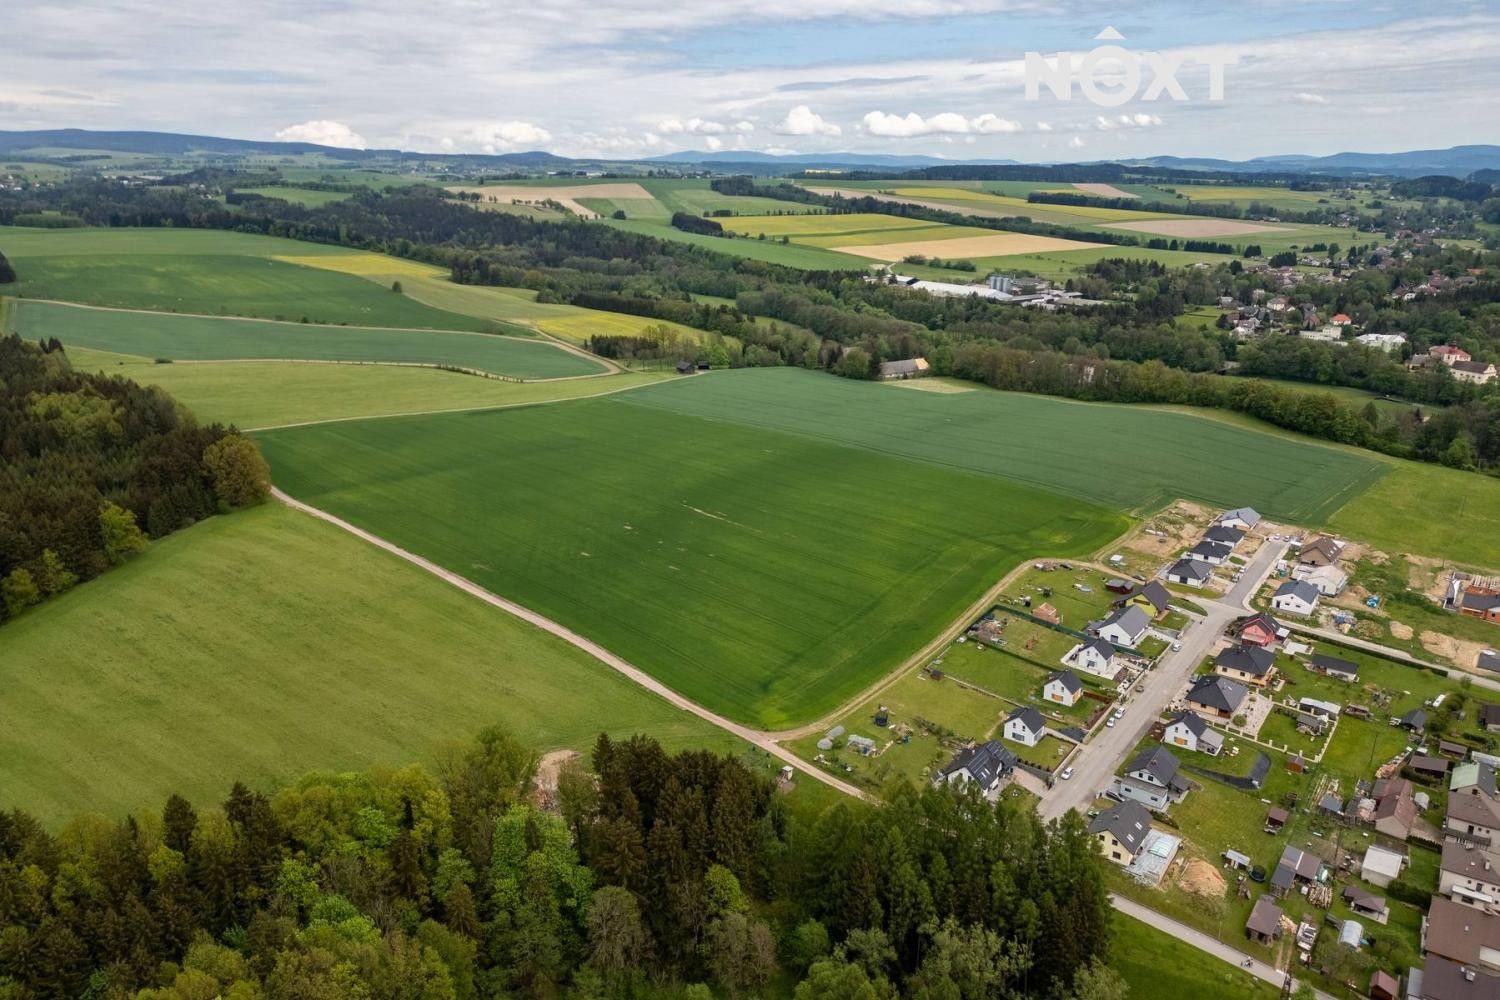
[598,217,872,270]
[257,395,1127,728]
[8,300,604,378]
[0,504,738,825]
[66,346,668,430]
[623,369,1388,523]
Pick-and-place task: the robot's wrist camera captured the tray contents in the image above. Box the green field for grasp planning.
[1331,462,1500,569]
[1109,912,1278,999]
[0,504,739,825]
[598,217,872,270]
[232,186,353,207]
[623,369,1389,523]
[66,346,667,430]
[8,300,605,378]
[0,226,492,330]
[257,392,1127,728]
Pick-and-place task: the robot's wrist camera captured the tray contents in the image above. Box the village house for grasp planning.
[1356,332,1407,352]
[877,357,930,380]
[1234,612,1284,648]
[1118,580,1172,618]
[1480,650,1500,673]
[1205,525,1246,549]
[1342,885,1390,924]
[1067,636,1119,679]
[1186,674,1248,721]
[1459,587,1500,624]
[1214,644,1278,687]
[937,740,1018,797]
[1451,360,1498,385]
[1245,895,1283,944]
[1439,840,1500,913]
[1216,507,1262,530]
[1447,776,1500,846]
[1092,606,1150,648]
[1185,539,1232,566]
[1002,706,1047,748]
[1271,579,1321,616]
[1163,710,1223,755]
[1043,670,1084,707]
[1331,312,1353,326]
[1450,762,1497,798]
[1088,799,1153,866]
[1313,652,1360,682]
[1292,562,1350,596]
[1112,746,1192,811]
[1423,896,1500,976]
[1431,344,1472,365]
[1373,778,1418,841]
[1166,558,1213,587]
[1297,535,1345,567]
[1418,955,1499,1000]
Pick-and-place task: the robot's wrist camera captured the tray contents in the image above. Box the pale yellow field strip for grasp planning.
[1103,218,1290,238]
[444,183,654,219]
[1074,182,1136,199]
[830,232,1107,262]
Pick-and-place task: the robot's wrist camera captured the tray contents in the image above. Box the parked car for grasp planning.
[1171,642,1182,651]
[1060,766,1074,780]
[1106,718,1116,728]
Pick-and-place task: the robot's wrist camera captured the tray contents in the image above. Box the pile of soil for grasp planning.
[1179,857,1228,897]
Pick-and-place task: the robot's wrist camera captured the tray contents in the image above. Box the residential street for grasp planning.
[1040,538,1286,822]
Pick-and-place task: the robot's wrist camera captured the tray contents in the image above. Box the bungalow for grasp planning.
[1452,360,1498,385]
[878,357,930,380]
[1342,885,1390,924]
[1313,653,1360,681]
[1113,746,1192,811]
[1374,779,1418,841]
[937,740,1018,797]
[1245,895,1284,944]
[1293,562,1350,596]
[1163,710,1223,755]
[1271,579,1320,616]
[1360,844,1406,888]
[1089,799,1153,866]
[1043,670,1084,707]
[1093,606,1150,648]
[1460,587,1500,624]
[1234,612,1284,648]
[1120,580,1172,618]
[1186,674,1248,720]
[1439,840,1500,913]
[1271,844,1324,896]
[1481,705,1500,735]
[1166,558,1213,588]
[1186,539,1233,566]
[1216,507,1262,530]
[1205,525,1246,549]
[1214,644,1277,687]
[1297,535,1345,567]
[1068,637,1118,679]
[1003,706,1047,748]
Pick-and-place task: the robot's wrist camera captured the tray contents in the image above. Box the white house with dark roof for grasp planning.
[1313,653,1360,681]
[1093,605,1150,648]
[1163,710,1224,755]
[937,740,1018,798]
[1271,579,1321,616]
[1216,507,1262,530]
[1067,636,1118,679]
[1089,799,1154,866]
[1205,525,1246,548]
[1214,644,1278,687]
[1186,539,1233,566]
[1043,670,1084,707]
[1166,558,1213,587]
[1003,705,1047,748]
[1113,746,1193,811]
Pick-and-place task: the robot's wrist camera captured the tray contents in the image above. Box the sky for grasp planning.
[5,0,1500,162]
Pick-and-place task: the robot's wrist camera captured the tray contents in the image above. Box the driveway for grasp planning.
[1039,540,1286,822]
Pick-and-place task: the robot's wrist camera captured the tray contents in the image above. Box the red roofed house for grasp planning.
[1331,313,1352,326]
[1431,344,1472,365]
[1235,613,1283,649]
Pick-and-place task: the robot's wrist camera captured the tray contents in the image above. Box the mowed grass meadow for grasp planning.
[0,504,739,824]
[257,396,1128,728]
[9,300,606,378]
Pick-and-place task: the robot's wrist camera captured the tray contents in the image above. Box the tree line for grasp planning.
[0,336,270,624]
[0,727,1121,1000]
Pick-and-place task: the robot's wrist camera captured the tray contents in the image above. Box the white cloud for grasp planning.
[1293,91,1329,104]
[1068,135,1086,149]
[1036,121,1053,132]
[274,120,366,149]
[862,110,1019,137]
[772,105,841,136]
[733,120,755,133]
[705,135,723,150]
[1091,113,1163,131]
[457,120,551,153]
[657,116,728,135]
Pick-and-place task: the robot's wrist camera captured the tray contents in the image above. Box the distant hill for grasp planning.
[646,150,1017,169]
[1123,145,1500,178]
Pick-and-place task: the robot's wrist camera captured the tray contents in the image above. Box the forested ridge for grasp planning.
[0,335,269,623]
[0,730,1118,1000]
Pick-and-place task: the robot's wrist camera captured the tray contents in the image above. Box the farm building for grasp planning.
[1214,644,1277,687]
[1089,800,1153,867]
[1245,895,1283,944]
[1216,507,1262,530]
[1186,674,1248,720]
[1092,606,1150,647]
[1313,653,1360,681]
[1234,612,1284,648]
[1002,706,1047,748]
[1043,670,1084,707]
[1166,558,1212,587]
[1438,840,1500,912]
[1185,539,1232,566]
[1271,579,1320,616]
[1112,746,1192,812]
[937,740,1018,798]
[1066,637,1118,679]
[1270,845,1324,896]
[1162,710,1223,755]
[1452,360,1498,384]
[1412,756,1451,781]
[1399,708,1428,733]
[878,357,930,380]
[1360,845,1406,888]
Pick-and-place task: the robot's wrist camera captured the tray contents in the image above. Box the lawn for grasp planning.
[1,226,489,330]
[1331,462,1500,569]
[10,300,606,378]
[622,368,1390,524]
[0,504,739,826]
[65,347,667,430]
[1109,911,1278,1000]
[256,394,1127,729]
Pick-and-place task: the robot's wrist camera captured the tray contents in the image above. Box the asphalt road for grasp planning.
[1040,539,1287,822]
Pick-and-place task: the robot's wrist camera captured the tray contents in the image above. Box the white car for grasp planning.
[1171,642,1182,651]
[1106,718,1116,728]
[1060,766,1074,780]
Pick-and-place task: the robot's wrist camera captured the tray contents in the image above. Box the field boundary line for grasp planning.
[269,486,873,803]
